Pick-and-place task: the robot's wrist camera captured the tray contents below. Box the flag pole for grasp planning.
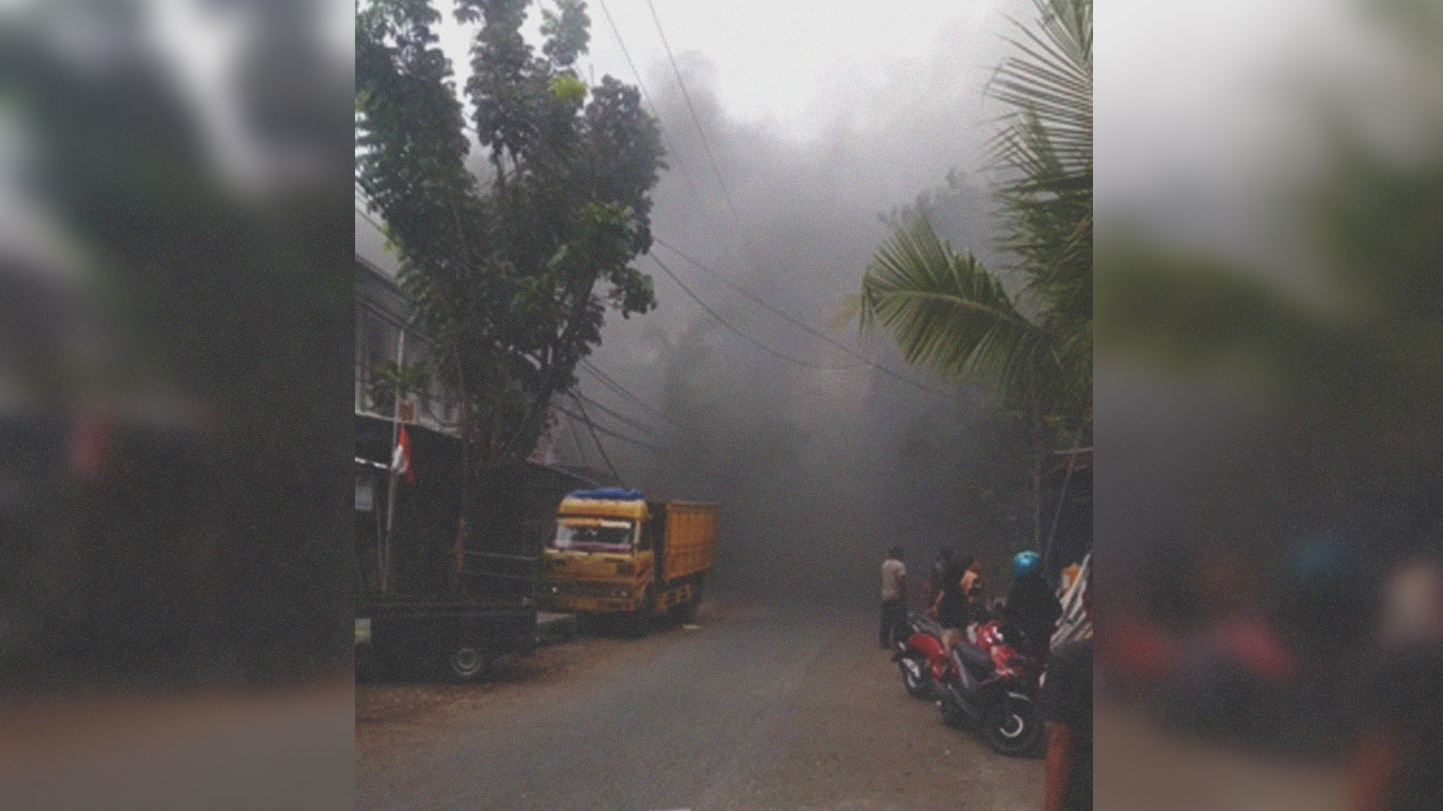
[383,330,406,595]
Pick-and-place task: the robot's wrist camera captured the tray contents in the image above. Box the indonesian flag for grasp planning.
[392,424,415,484]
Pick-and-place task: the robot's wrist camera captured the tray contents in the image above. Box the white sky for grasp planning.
[435,0,1017,144]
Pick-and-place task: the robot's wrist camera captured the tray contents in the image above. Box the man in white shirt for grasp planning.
[880,546,907,649]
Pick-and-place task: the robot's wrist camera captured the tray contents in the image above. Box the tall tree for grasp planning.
[854,0,1092,447]
[356,0,664,555]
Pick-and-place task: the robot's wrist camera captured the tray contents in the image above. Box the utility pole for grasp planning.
[382,329,406,595]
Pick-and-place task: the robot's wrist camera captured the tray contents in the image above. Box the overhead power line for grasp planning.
[594,0,701,199]
[575,391,664,439]
[553,402,665,454]
[632,8,958,401]
[652,238,956,397]
[580,359,677,426]
[570,394,625,484]
[642,0,744,229]
[649,255,868,372]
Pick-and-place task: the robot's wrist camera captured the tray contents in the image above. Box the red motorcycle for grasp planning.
[893,611,1045,757]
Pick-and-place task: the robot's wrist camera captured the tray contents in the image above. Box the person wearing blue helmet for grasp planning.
[1004,550,1062,659]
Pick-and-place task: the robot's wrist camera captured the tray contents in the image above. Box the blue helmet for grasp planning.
[1012,550,1042,579]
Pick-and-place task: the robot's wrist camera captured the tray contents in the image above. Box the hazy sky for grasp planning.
[433,0,1015,144]
[357,0,1025,278]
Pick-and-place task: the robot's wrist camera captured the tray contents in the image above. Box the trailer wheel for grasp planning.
[449,645,489,681]
[679,582,703,624]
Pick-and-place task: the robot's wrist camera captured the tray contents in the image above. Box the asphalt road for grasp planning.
[356,600,1043,811]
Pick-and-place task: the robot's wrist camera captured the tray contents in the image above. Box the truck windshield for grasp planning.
[552,518,635,552]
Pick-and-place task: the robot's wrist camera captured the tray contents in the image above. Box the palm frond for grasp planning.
[855,0,1091,430]
[987,0,1092,171]
[859,217,1057,412]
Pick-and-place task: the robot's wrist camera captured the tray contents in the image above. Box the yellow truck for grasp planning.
[539,489,717,633]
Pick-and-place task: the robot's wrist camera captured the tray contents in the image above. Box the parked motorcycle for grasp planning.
[894,612,946,699]
[892,611,1045,758]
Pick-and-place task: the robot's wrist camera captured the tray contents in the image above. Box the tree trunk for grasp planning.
[1032,447,1044,551]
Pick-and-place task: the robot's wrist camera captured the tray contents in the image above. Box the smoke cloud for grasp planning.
[558,24,1040,608]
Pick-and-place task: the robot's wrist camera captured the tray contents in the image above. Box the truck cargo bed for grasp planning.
[660,502,718,581]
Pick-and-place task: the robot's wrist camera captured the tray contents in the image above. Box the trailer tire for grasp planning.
[679,582,703,624]
[449,645,490,681]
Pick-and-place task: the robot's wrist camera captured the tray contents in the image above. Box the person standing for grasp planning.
[1042,588,1093,811]
[1350,553,1443,811]
[1005,550,1063,659]
[962,555,986,623]
[930,553,974,650]
[880,546,908,649]
[925,547,954,609]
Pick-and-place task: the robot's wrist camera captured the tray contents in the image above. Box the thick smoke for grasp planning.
[558,27,1035,608]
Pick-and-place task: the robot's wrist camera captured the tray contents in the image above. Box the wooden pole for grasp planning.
[1043,426,1088,574]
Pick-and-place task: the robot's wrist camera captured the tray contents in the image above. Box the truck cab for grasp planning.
[541,491,654,614]
[539,489,716,628]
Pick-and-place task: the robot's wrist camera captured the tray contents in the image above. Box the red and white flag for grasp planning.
[392,424,415,484]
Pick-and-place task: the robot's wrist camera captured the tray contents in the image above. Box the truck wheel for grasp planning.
[629,593,654,638]
[449,645,489,681]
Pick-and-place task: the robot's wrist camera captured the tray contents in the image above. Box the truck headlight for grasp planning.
[612,587,631,598]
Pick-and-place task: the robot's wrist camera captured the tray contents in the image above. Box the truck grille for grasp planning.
[541,580,629,599]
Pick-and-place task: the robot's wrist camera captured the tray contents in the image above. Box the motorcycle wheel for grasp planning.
[899,655,933,698]
[983,692,1044,758]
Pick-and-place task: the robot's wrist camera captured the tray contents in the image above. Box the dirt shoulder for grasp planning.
[355,600,742,772]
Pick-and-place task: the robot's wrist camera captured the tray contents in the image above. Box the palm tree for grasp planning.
[851,0,1090,552]
[856,0,1091,444]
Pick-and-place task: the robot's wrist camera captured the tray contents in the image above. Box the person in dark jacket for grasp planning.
[930,553,974,649]
[1005,550,1062,658]
[1042,588,1092,811]
[925,547,954,609]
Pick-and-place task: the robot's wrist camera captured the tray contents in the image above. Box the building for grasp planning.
[353,248,613,597]
[355,254,460,435]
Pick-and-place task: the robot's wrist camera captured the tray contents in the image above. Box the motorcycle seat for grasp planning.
[955,641,994,676]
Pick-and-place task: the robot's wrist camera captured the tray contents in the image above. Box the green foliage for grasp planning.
[856,0,1092,444]
[366,359,432,414]
[356,0,664,470]
[540,0,590,69]
[860,217,1055,419]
